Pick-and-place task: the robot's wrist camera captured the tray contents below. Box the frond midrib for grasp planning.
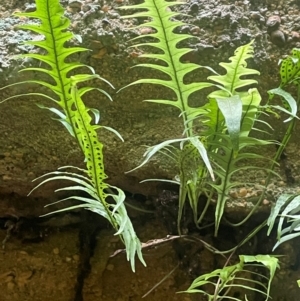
[153,0,192,137]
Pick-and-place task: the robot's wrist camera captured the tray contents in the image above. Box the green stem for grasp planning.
[197,189,214,225]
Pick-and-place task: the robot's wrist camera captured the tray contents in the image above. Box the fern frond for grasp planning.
[3,0,145,271]
[29,166,146,271]
[266,192,300,252]
[119,0,218,235]
[183,255,278,301]
[12,2,93,112]
[121,3,270,236]
[279,48,300,87]
[208,40,260,98]
[205,43,261,153]
[191,42,273,235]
[120,0,213,136]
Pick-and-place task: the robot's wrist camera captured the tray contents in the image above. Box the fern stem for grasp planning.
[197,190,213,225]
[214,147,234,236]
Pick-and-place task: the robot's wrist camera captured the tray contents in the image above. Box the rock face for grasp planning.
[0,0,300,217]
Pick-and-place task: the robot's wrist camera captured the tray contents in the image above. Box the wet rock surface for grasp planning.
[0,0,300,250]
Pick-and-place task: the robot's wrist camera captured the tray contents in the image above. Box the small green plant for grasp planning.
[266,49,300,245]
[0,0,145,271]
[120,0,276,236]
[261,49,300,287]
[267,193,300,248]
[183,254,279,301]
[119,1,296,298]
[266,50,300,250]
[120,0,215,235]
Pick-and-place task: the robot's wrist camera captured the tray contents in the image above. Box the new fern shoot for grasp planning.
[0,0,145,271]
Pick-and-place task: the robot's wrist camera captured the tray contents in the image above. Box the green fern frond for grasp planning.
[120,0,218,235]
[279,48,300,87]
[69,78,114,223]
[14,9,90,99]
[121,2,270,236]
[208,40,260,98]
[1,0,145,271]
[29,166,145,270]
[267,193,300,251]
[196,84,272,235]
[191,43,274,235]
[205,42,261,154]
[120,0,213,136]
[183,255,278,301]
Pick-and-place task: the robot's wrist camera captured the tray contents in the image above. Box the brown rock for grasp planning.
[266,15,281,31]
[239,187,248,197]
[291,31,300,41]
[270,30,286,47]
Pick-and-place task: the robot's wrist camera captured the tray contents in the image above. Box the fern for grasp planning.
[209,41,259,95]
[120,0,214,134]
[0,0,145,271]
[120,0,216,234]
[266,49,300,253]
[198,42,278,235]
[120,0,276,236]
[267,193,300,247]
[183,255,279,301]
[208,41,260,142]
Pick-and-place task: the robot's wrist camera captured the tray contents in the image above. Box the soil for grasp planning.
[0,214,195,301]
[1,208,300,301]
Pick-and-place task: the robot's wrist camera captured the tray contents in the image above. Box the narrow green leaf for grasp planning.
[126,137,191,173]
[273,232,300,250]
[216,95,242,154]
[268,87,298,122]
[102,126,124,142]
[277,195,300,239]
[267,193,293,235]
[189,136,214,181]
